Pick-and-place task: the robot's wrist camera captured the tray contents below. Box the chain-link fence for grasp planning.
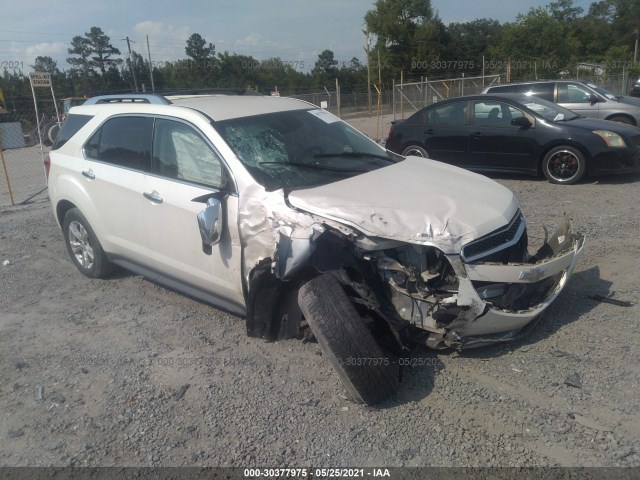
[290,90,393,118]
[0,94,51,207]
[573,72,637,96]
[392,74,504,120]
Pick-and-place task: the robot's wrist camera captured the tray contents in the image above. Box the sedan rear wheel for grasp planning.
[401,145,429,158]
[542,146,586,185]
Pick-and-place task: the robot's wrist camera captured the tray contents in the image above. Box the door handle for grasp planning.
[81,169,95,180]
[424,129,435,135]
[143,190,163,204]
[472,132,484,137]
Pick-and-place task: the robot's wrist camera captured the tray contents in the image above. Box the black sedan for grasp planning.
[385,93,640,184]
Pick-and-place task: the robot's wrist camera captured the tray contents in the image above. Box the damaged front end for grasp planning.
[367,212,584,349]
[244,204,583,353]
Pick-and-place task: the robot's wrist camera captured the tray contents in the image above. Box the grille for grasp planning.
[462,212,525,262]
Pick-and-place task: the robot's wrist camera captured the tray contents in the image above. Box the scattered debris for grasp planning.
[81,367,89,374]
[568,412,611,432]
[14,361,29,369]
[174,384,190,400]
[36,385,44,401]
[2,259,10,266]
[7,430,24,439]
[564,372,582,389]
[50,392,66,404]
[549,349,569,358]
[588,294,633,307]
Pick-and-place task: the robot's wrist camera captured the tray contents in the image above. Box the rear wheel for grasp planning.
[542,146,586,184]
[298,273,399,405]
[62,208,114,278]
[401,145,429,158]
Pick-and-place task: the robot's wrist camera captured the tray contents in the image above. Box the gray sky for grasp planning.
[1,0,595,73]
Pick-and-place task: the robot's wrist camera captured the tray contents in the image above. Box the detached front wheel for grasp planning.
[298,273,399,405]
[542,146,586,184]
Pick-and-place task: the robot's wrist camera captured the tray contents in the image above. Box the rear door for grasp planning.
[468,99,538,172]
[422,100,469,164]
[142,117,244,307]
[81,115,154,266]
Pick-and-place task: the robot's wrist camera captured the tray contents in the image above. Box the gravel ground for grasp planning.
[1,115,639,468]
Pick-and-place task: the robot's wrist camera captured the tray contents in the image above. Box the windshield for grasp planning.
[585,82,618,100]
[518,95,580,122]
[214,109,397,191]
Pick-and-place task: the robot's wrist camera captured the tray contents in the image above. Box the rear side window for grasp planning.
[487,85,519,93]
[52,114,93,150]
[427,101,467,125]
[84,116,153,171]
[520,83,554,102]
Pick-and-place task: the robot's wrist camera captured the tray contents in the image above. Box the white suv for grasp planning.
[47,93,585,405]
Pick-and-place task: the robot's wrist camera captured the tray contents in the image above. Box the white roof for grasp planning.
[70,95,316,122]
[169,95,314,121]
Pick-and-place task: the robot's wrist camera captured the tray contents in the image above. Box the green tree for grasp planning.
[365,0,445,78]
[86,27,121,77]
[185,33,215,62]
[32,56,59,74]
[493,7,569,79]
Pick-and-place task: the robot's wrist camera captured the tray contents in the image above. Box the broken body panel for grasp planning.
[239,156,584,350]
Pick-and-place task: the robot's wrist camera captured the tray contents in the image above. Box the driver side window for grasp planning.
[152,118,227,189]
[558,83,592,103]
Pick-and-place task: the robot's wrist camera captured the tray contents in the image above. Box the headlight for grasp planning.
[593,130,626,148]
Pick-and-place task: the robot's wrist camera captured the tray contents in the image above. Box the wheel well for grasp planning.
[539,143,591,175]
[56,200,76,227]
[605,114,636,126]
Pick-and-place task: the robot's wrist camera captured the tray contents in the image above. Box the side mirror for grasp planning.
[197,197,223,251]
[589,93,600,104]
[511,116,532,128]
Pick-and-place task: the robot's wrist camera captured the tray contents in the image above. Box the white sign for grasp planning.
[29,72,52,88]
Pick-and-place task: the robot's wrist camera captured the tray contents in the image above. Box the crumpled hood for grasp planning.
[287,157,519,253]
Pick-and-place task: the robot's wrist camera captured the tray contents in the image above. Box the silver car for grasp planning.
[483,80,640,125]
[46,93,584,405]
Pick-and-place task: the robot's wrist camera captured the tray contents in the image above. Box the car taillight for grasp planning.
[386,125,394,144]
[44,153,51,180]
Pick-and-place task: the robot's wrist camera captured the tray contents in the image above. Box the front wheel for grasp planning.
[62,208,115,278]
[401,145,429,158]
[607,115,634,125]
[542,146,586,184]
[298,273,399,405]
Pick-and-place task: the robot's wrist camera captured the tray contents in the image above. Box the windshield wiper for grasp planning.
[257,161,368,173]
[313,152,395,163]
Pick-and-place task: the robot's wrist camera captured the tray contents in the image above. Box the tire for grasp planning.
[401,145,429,158]
[541,146,586,185]
[62,208,114,278]
[607,115,634,125]
[298,273,399,405]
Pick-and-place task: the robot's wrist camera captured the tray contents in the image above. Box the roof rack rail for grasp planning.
[84,94,172,105]
[163,88,262,97]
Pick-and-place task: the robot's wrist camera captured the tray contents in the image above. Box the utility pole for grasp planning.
[123,37,139,92]
[365,29,371,115]
[634,29,639,64]
[146,35,155,92]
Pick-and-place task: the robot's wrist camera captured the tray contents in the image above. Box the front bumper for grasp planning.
[589,148,640,176]
[444,224,585,348]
